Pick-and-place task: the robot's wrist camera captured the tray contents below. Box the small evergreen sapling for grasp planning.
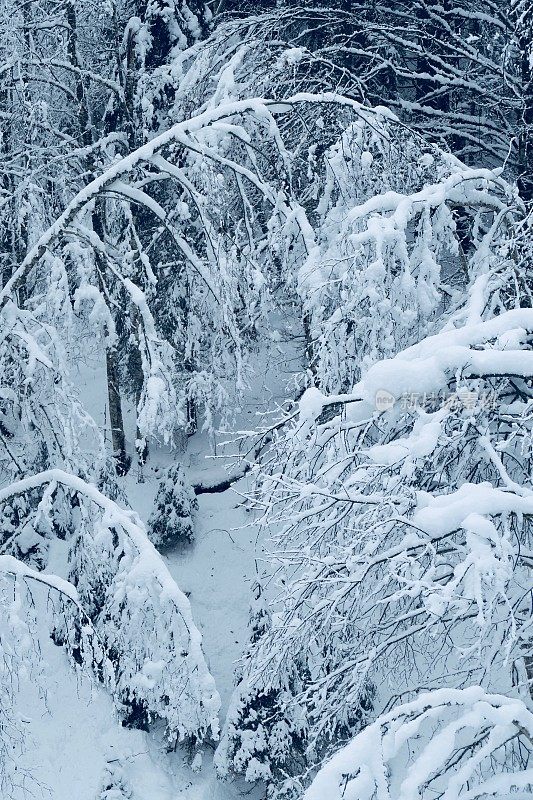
[148,464,197,548]
[216,581,376,798]
[215,581,308,792]
[99,760,132,800]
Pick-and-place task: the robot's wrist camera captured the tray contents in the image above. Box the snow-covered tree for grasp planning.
[0,471,220,742]
[203,1,522,167]
[148,463,197,547]
[511,0,533,203]
[296,114,515,391]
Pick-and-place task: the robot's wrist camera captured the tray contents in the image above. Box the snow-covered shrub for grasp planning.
[216,676,308,791]
[215,581,301,789]
[216,579,374,796]
[97,462,129,506]
[218,649,373,797]
[99,761,132,800]
[148,463,197,548]
[215,581,308,793]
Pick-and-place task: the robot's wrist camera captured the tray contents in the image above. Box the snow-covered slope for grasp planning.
[9,585,176,800]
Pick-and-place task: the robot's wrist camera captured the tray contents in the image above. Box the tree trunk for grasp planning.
[93,209,130,476]
[105,340,130,476]
[517,7,533,204]
[66,1,129,475]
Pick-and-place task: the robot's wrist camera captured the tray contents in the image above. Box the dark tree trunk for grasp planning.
[105,339,130,476]
[516,7,533,204]
[93,209,130,476]
[66,1,130,475]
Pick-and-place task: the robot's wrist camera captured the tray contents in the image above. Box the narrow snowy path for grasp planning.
[162,328,301,712]
[118,447,265,799]
[155,468,265,799]
[165,469,261,712]
[124,442,264,713]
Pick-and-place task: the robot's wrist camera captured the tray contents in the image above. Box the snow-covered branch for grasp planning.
[304,688,533,800]
[0,469,220,741]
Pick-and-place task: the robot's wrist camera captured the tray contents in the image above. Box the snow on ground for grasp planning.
[166,469,261,711]
[10,585,177,800]
[12,607,254,800]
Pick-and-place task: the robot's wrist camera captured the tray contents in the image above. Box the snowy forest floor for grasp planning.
[14,326,302,800]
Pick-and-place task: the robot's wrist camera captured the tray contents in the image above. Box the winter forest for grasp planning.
[0,0,533,798]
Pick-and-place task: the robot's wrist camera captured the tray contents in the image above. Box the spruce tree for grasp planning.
[148,463,197,548]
